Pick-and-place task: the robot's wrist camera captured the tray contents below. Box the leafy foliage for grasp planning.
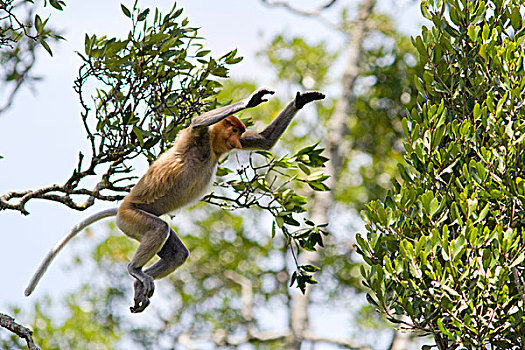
[263,34,336,90]
[358,0,525,348]
[205,144,329,292]
[259,22,419,302]
[0,0,64,114]
[341,24,419,207]
[1,291,122,350]
[75,1,243,183]
[0,2,242,214]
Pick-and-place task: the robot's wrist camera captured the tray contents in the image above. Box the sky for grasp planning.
[0,0,422,347]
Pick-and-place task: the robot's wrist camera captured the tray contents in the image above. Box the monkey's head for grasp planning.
[210,115,246,156]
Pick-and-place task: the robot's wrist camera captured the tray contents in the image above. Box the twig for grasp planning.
[512,267,525,306]
[260,0,341,30]
[260,0,337,16]
[0,313,40,350]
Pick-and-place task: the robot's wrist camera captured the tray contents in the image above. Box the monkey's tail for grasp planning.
[24,207,119,296]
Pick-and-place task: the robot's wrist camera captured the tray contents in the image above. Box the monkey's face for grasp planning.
[211,116,246,155]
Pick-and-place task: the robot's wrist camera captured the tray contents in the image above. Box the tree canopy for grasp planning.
[359,0,525,348]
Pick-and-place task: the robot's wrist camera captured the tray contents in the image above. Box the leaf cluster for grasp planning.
[0,0,64,115]
[204,143,330,292]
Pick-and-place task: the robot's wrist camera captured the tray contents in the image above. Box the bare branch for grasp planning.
[304,332,373,350]
[0,313,40,350]
[260,0,337,16]
[512,267,525,307]
[0,156,131,215]
[178,326,373,349]
[260,0,342,30]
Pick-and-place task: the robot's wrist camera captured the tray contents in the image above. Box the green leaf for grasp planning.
[289,271,297,287]
[133,127,144,146]
[511,7,522,30]
[468,24,479,42]
[40,40,53,56]
[215,166,232,176]
[34,15,43,33]
[137,9,150,21]
[254,150,273,159]
[301,264,320,273]
[474,203,490,224]
[298,163,311,175]
[510,252,525,268]
[196,50,211,57]
[482,23,490,42]
[49,0,65,10]
[402,117,410,138]
[121,4,131,17]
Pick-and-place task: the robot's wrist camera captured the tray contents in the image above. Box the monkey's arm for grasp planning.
[24,208,118,296]
[240,91,325,150]
[190,88,275,128]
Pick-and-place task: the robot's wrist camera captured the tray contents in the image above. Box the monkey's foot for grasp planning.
[130,279,152,313]
[128,265,155,298]
[130,297,150,313]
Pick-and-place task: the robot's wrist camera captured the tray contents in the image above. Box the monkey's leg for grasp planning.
[117,206,170,312]
[146,229,189,279]
[127,219,169,299]
[131,230,189,313]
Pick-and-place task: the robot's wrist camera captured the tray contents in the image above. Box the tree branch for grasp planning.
[260,0,342,30]
[278,0,377,348]
[260,0,338,16]
[512,267,525,307]
[0,313,40,350]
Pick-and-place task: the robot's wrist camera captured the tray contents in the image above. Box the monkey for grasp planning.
[24,88,325,313]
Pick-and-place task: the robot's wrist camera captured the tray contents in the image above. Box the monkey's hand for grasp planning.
[294,91,325,109]
[246,88,275,108]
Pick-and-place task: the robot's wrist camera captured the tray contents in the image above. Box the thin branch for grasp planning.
[261,0,337,16]
[512,267,525,306]
[260,0,341,30]
[304,331,373,350]
[0,313,40,350]
[183,327,372,349]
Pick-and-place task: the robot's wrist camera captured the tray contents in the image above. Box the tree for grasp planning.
[261,0,420,348]
[358,0,525,348]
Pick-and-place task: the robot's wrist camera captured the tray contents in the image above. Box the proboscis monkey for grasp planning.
[25,88,325,313]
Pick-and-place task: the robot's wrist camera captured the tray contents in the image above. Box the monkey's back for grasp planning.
[124,127,218,215]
